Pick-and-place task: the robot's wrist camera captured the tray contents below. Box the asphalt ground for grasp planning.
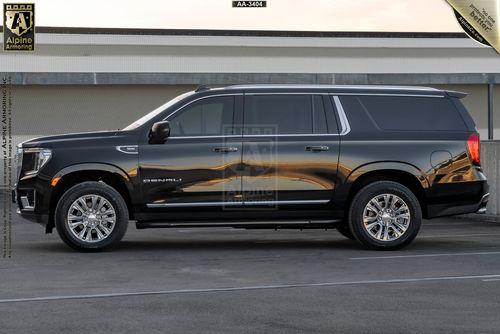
[1,212,500,334]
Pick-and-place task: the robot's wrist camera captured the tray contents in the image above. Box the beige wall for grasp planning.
[10,84,499,144]
[4,40,499,74]
[12,85,196,137]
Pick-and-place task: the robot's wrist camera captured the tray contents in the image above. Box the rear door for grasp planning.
[241,93,340,207]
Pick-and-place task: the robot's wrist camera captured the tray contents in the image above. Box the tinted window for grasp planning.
[245,95,327,134]
[169,96,234,136]
[451,97,476,131]
[352,96,467,131]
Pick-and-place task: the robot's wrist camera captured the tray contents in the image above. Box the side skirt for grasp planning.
[135,219,342,230]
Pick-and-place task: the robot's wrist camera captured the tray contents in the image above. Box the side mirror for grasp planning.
[149,121,170,144]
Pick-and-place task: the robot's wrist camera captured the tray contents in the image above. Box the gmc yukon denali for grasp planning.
[14,85,489,251]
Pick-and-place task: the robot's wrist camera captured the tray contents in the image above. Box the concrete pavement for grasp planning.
[1,214,500,333]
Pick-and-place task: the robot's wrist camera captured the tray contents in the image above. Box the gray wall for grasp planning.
[13,85,196,138]
[481,142,499,216]
[11,84,500,140]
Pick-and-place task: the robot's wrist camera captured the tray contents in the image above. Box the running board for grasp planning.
[136,219,342,230]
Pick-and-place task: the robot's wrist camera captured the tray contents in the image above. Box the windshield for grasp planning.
[122,91,195,131]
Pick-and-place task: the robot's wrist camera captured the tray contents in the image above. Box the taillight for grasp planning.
[467,132,480,166]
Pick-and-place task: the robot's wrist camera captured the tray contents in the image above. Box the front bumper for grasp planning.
[12,187,49,227]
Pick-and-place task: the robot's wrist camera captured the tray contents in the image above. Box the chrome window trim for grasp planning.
[163,93,242,121]
[160,91,356,140]
[242,133,335,137]
[169,135,242,140]
[169,133,339,139]
[163,93,242,139]
[334,93,445,98]
[244,92,329,95]
[147,199,329,208]
[331,95,351,136]
[149,90,446,141]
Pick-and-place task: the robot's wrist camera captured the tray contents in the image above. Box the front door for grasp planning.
[241,94,340,207]
[140,95,243,210]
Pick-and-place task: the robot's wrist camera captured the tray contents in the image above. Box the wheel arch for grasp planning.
[47,163,135,232]
[343,162,429,218]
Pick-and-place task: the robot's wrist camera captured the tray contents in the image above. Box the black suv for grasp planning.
[14,85,489,251]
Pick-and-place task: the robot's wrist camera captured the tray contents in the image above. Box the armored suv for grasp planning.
[14,85,489,251]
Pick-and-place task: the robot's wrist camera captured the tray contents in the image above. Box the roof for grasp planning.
[214,84,446,96]
[224,84,439,91]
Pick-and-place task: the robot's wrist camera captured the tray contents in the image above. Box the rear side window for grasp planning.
[244,94,328,134]
[348,95,467,131]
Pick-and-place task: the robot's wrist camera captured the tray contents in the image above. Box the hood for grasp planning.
[21,130,121,148]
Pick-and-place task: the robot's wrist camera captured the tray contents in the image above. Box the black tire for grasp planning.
[348,181,421,250]
[336,223,355,240]
[55,181,129,251]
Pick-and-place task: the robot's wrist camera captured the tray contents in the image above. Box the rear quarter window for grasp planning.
[350,95,468,132]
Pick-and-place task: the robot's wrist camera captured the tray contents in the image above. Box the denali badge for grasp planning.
[143,178,182,183]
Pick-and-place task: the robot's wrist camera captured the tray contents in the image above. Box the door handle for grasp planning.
[305,145,329,152]
[213,146,238,153]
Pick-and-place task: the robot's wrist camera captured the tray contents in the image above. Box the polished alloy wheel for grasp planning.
[67,194,116,243]
[362,193,410,241]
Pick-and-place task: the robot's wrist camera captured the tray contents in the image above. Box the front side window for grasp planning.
[168,96,235,136]
[123,91,195,131]
[244,94,327,135]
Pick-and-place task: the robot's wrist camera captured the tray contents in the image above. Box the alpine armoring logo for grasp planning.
[3,3,35,51]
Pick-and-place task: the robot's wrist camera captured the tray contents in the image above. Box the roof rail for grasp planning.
[195,85,211,92]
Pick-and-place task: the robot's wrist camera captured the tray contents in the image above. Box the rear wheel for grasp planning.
[348,181,421,250]
[55,181,129,251]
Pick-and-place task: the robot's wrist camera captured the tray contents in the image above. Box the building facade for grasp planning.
[1,28,500,144]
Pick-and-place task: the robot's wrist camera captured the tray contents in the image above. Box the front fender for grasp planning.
[53,163,133,189]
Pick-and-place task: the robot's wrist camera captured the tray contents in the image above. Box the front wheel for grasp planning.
[55,181,129,251]
[348,181,422,250]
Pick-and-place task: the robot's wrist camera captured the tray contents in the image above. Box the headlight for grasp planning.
[23,148,52,176]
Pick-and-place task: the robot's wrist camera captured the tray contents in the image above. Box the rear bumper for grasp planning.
[476,192,489,214]
[427,181,489,218]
